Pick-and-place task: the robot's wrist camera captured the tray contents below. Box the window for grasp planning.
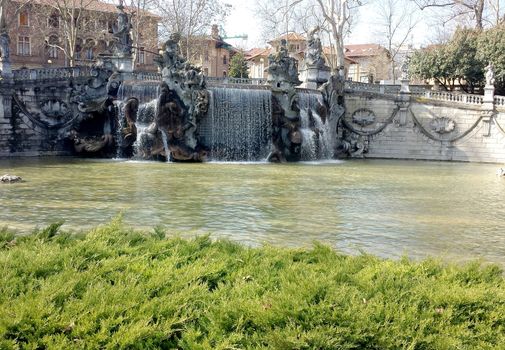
[47,36,59,59]
[48,14,59,28]
[17,36,30,56]
[223,71,227,77]
[204,50,209,62]
[19,10,29,27]
[48,46,58,59]
[75,45,82,60]
[137,48,145,64]
[85,47,93,60]
[99,20,108,30]
[204,68,209,75]
[223,55,227,65]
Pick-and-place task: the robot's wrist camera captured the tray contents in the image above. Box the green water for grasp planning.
[1,157,504,266]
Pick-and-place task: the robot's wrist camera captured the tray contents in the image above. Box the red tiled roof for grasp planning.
[245,47,272,60]
[13,0,159,18]
[344,44,387,57]
[268,32,306,44]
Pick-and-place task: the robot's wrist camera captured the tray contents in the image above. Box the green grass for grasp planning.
[0,218,504,349]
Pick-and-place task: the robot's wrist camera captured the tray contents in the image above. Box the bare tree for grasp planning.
[412,0,486,29]
[314,0,365,75]
[375,0,419,82]
[126,0,157,69]
[33,0,110,67]
[256,0,306,42]
[486,0,505,25]
[154,0,229,60]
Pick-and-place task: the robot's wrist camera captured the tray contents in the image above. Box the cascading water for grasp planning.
[132,100,158,159]
[298,89,336,160]
[116,80,160,159]
[160,130,171,162]
[118,80,160,104]
[200,87,272,161]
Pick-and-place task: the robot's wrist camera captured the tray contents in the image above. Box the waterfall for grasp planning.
[201,88,272,161]
[115,100,126,158]
[160,130,171,162]
[298,90,336,160]
[118,81,160,104]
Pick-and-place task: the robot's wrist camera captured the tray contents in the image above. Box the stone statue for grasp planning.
[267,39,301,88]
[306,26,324,67]
[122,97,139,147]
[485,62,495,87]
[154,32,210,162]
[0,31,9,61]
[401,58,409,80]
[267,39,303,162]
[0,1,9,62]
[113,1,132,56]
[156,33,183,70]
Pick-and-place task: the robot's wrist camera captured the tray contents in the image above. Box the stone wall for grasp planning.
[0,94,11,156]
[345,92,505,163]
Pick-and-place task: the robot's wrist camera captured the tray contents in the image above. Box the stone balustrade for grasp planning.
[413,91,484,105]
[344,81,381,93]
[206,77,267,86]
[494,95,505,107]
[12,67,92,81]
[132,71,162,81]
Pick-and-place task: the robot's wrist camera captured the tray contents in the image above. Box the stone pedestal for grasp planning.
[0,59,13,80]
[483,85,494,110]
[397,81,411,126]
[111,55,133,74]
[400,79,410,94]
[305,64,331,90]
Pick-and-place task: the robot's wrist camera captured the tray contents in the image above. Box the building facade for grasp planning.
[3,0,159,71]
[344,44,390,83]
[190,25,235,78]
[245,32,365,81]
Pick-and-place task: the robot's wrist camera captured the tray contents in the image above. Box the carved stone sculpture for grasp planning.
[113,2,132,56]
[306,27,325,68]
[0,31,9,61]
[267,39,302,89]
[122,97,139,147]
[336,130,368,158]
[430,117,456,134]
[401,58,409,80]
[267,40,303,162]
[485,62,495,87]
[352,108,376,127]
[154,34,210,161]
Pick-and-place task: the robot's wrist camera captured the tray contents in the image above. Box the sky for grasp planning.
[223,0,433,50]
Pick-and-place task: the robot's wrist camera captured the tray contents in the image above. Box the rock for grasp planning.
[1,174,23,183]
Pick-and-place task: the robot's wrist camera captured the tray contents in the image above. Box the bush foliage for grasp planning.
[409,25,505,94]
[0,219,504,349]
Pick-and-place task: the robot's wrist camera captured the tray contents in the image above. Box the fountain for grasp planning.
[110,28,344,163]
[0,2,344,163]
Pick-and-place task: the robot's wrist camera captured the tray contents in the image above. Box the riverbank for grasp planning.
[1,219,504,349]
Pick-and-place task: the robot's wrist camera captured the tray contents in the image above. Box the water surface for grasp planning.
[1,157,504,266]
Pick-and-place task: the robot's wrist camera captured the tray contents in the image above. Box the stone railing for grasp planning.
[344,81,430,95]
[494,95,505,107]
[12,67,92,81]
[413,91,484,105]
[206,77,267,85]
[133,71,162,81]
[344,81,381,93]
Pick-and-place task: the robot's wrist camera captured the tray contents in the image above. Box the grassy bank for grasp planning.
[0,219,504,349]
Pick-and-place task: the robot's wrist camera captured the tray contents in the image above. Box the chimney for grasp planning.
[211,24,220,40]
